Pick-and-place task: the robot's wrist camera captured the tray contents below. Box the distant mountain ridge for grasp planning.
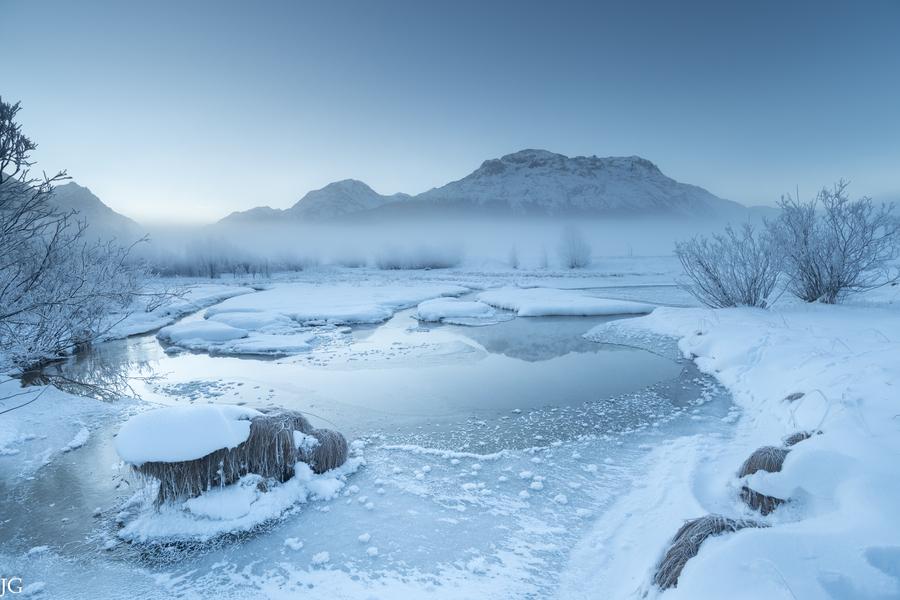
[221,149,743,224]
[49,182,144,240]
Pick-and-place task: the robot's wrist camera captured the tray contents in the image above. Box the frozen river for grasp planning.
[1,287,735,599]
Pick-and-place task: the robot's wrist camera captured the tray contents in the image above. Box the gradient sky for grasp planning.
[4,0,899,224]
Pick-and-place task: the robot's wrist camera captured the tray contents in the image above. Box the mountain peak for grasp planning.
[417,149,735,216]
[218,149,742,224]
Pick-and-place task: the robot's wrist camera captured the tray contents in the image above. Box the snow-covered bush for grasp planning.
[558,225,591,269]
[772,180,899,304]
[0,97,148,370]
[675,224,780,308]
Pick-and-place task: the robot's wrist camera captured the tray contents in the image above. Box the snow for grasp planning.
[206,310,295,331]
[157,318,319,356]
[205,282,470,325]
[104,282,255,339]
[0,378,116,480]
[61,426,90,453]
[415,297,496,322]
[570,300,900,599]
[413,150,741,217]
[8,265,900,599]
[158,320,249,345]
[284,537,304,550]
[118,458,364,542]
[478,286,654,317]
[114,404,262,465]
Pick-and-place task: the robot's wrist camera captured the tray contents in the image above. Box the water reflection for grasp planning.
[22,337,161,402]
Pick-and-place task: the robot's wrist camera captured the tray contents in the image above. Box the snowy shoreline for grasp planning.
[568,295,900,598]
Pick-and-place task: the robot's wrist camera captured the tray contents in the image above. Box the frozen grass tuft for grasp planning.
[653,514,765,590]
[134,410,348,505]
[783,430,820,447]
[737,445,789,515]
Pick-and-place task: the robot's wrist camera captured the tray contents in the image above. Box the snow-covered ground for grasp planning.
[566,286,900,599]
[2,262,896,599]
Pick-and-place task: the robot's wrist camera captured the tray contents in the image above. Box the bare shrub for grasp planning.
[0,97,148,370]
[538,245,549,269]
[134,410,348,505]
[737,445,789,515]
[675,223,780,308]
[773,180,900,303]
[558,225,591,269]
[508,244,519,269]
[653,515,764,589]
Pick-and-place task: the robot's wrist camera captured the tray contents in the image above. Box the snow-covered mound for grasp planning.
[157,318,319,356]
[158,320,249,345]
[415,298,496,322]
[478,287,654,317]
[115,404,262,465]
[205,282,469,325]
[105,283,255,339]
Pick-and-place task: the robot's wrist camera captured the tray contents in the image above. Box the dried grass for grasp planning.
[737,445,789,515]
[653,514,764,589]
[134,410,348,505]
[784,430,820,447]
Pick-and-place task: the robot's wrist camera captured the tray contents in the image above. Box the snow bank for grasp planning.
[158,320,249,345]
[115,404,262,465]
[105,283,255,339]
[118,454,364,542]
[575,303,900,598]
[415,298,496,322]
[478,287,654,317]
[205,282,470,325]
[206,310,295,331]
[157,318,318,356]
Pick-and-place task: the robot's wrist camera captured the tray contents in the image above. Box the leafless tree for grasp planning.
[508,244,519,269]
[773,180,900,303]
[676,223,781,308]
[0,97,149,370]
[558,225,592,269]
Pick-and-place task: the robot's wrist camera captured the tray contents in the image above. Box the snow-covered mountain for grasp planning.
[219,149,744,224]
[50,182,144,240]
[221,179,410,224]
[407,149,742,216]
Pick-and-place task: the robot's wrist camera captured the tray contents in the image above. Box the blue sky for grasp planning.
[4,0,899,223]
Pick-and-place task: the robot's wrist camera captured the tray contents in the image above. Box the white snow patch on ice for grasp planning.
[118,457,364,543]
[415,298,496,322]
[205,282,470,325]
[61,426,90,453]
